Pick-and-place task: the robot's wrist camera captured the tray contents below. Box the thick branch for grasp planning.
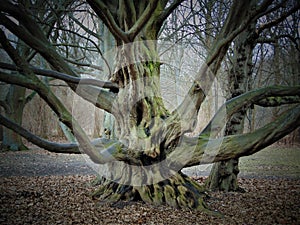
[0,113,129,162]
[168,104,300,168]
[0,69,114,122]
[0,62,119,92]
[157,0,184,26]
[202,85,300,137]
[87,0,165,42]
[0,11,115,112]
[0,113,80,153]
[256,96,300,107]
[0,71,36,90]
[127,0,159,40]
[86,0,130,42]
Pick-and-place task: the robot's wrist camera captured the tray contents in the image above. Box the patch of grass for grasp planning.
[239,146,300,178]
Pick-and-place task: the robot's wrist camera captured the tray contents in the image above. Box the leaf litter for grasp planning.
[0,148,299,224]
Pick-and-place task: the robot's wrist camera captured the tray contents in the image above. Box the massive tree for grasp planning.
[0,0,299,213]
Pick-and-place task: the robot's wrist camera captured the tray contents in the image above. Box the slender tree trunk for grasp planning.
[2,84,28,151]
[0,45,28,151]
[272,40,281,120]
[206,23,257,191]
[207,158,240,191]
[100,21,116,140]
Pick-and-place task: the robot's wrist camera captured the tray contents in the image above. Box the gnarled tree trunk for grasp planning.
[87,0,213,211]
[92,170,212,212]
[87,0,264,211]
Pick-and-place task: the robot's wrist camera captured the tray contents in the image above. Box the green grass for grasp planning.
[239,146,300,178]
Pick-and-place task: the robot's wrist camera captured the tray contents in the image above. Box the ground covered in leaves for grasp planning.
[0,176,299,224]
[0,147,299,224]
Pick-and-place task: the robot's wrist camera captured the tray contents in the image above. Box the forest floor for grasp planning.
[0,145,299,224]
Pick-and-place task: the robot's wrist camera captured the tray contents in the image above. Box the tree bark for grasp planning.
[100,20,116,140]
[92,170,216,213]
[206,159,240,192]
[206,21,257,192]
[86,0,215,211]
[1,39,29,151]
[2,84,28,151]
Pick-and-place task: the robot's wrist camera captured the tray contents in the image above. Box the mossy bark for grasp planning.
[205,158,243,192]
[92,171,217,214]
[88,10,215,211]
[206,21,257,192]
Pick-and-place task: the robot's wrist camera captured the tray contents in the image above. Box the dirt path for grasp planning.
[0,146,299,178]
[0,149,95,177]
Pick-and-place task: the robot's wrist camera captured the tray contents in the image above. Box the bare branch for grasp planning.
[86,0,130,42]
[201,85,300,138]
[257,34,300,51]
[0,62,119,92]
[257,2,300,33]
[63,57,104,71]
[127,0,159,40]
[0,113,80,153]
[1,1,49,43]
[157,0,185,27]
[69,13,103,41]
[0,8,116,112]
[168,104,300,168]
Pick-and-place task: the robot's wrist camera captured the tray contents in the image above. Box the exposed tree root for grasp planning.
[91,172,221,215]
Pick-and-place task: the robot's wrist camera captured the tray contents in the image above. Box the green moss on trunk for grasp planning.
[92,171,220,215]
